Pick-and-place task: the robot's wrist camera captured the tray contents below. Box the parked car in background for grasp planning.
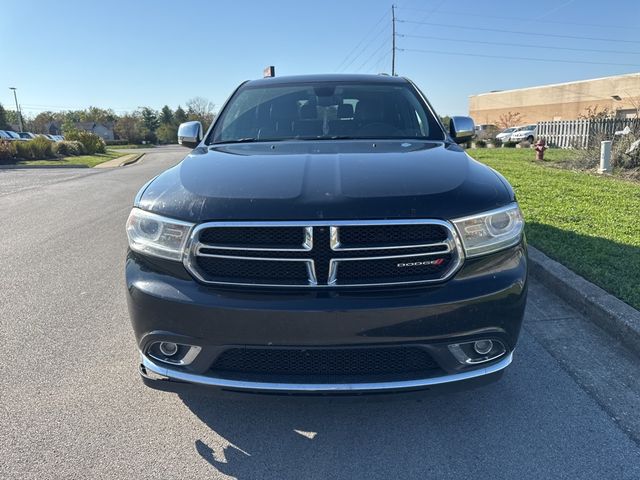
[4,131,25,141]
[0,130,13,140]
[43,134,62,142]
[511,124,537,143]
[496,127,517,143]
[474,123,498,140]
[18,132,37,140]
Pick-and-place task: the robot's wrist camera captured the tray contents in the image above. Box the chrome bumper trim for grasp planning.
[140,352,513,392]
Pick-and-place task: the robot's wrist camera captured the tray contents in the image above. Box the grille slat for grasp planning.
[335,224,448,249]
[195,256,311,285]
[199,226,308,250]
[211,346,439,378]
[187,221,462,287]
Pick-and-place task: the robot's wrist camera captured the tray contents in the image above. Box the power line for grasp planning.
[399,33,640,56]
[355,37,390,73]
[339,20,390,73]
[335,10,389,72]
[373,49,393,73]
[397,19,640,45]
[403,0,447,35]
[536,0,575,20]
[395,7,638,31]
[398,47,640,67]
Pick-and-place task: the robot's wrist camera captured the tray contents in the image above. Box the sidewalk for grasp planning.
[94,153,144,169]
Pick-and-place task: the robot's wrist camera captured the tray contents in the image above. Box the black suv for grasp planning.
[126,74,527,394]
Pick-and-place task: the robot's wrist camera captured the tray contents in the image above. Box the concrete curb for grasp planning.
[119,153,145,167]
[93,153,144,169]
[528,245,640,356]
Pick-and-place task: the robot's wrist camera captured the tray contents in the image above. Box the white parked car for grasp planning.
[496,127,517,142]
[510,124,537,143]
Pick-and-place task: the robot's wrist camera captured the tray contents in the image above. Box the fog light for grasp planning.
[147,341,202,366]
[159,342,178,357]
[474,340,493,355]
[448,339,506,365]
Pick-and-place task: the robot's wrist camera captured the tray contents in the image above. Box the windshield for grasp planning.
[210,81,444,144]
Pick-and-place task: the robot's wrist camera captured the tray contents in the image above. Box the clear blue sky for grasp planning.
[1,0,638,117]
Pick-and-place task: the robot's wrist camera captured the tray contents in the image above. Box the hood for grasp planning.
[138,140,513,222]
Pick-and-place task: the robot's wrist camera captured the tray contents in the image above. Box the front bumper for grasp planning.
[126,243,527,394]
[139,350,513,393]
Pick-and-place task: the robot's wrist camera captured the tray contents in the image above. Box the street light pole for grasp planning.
[9,87,24,132]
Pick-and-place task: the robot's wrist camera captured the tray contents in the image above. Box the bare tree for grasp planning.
[186,97,216,130]
[578,105,613,120]
[497,111,522,129]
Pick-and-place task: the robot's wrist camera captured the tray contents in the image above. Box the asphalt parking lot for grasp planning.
[1,146,639,479]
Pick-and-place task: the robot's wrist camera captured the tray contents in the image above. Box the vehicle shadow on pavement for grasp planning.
[177,334,639,480]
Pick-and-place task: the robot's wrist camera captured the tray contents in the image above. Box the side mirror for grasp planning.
[178,121,203,148]
[450,116,475,144]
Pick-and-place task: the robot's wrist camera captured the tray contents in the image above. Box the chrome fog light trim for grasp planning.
[147,343,202,366]
[448,339,506,365]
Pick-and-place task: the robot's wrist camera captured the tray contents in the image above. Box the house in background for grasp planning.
[74,121,115,141]
[469,72,640,125]
[44,121,62,135]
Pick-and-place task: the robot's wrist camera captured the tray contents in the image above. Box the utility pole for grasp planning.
[9,87,24,132]
[391,4,396,76]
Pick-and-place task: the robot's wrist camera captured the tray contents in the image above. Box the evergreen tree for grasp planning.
[0,103,8,130]
[160,105,174,125]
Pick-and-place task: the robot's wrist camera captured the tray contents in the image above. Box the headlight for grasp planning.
[126,208,195,260]
[452,204,524,258]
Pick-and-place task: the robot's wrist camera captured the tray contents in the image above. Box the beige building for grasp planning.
[469,72,640,126]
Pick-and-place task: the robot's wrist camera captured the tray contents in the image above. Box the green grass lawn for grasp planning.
[468,148,640,309]
[15,149,125,168]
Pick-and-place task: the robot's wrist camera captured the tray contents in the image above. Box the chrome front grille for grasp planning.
[184,220,464,287]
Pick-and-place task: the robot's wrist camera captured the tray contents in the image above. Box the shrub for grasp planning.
[0,140,17,163]
[503,141,517,148]
[71,140,86,154]
[475,140,487,148]
[488,138,502,148]
[30,136,54,158]
[15,141,35,159]
[105,139,129,146]
[54,140,84,156]
[156,123,178,144]
[65,130,106,154]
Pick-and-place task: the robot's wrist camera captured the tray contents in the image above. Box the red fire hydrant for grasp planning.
[535,138,547,160]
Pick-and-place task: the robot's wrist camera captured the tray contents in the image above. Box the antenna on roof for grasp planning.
[263,66,276,78]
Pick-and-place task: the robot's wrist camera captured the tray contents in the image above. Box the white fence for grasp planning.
[536,118,639,149]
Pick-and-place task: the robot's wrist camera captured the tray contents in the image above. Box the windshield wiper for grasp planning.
[212,138,259,145]
[212,137,293,145]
